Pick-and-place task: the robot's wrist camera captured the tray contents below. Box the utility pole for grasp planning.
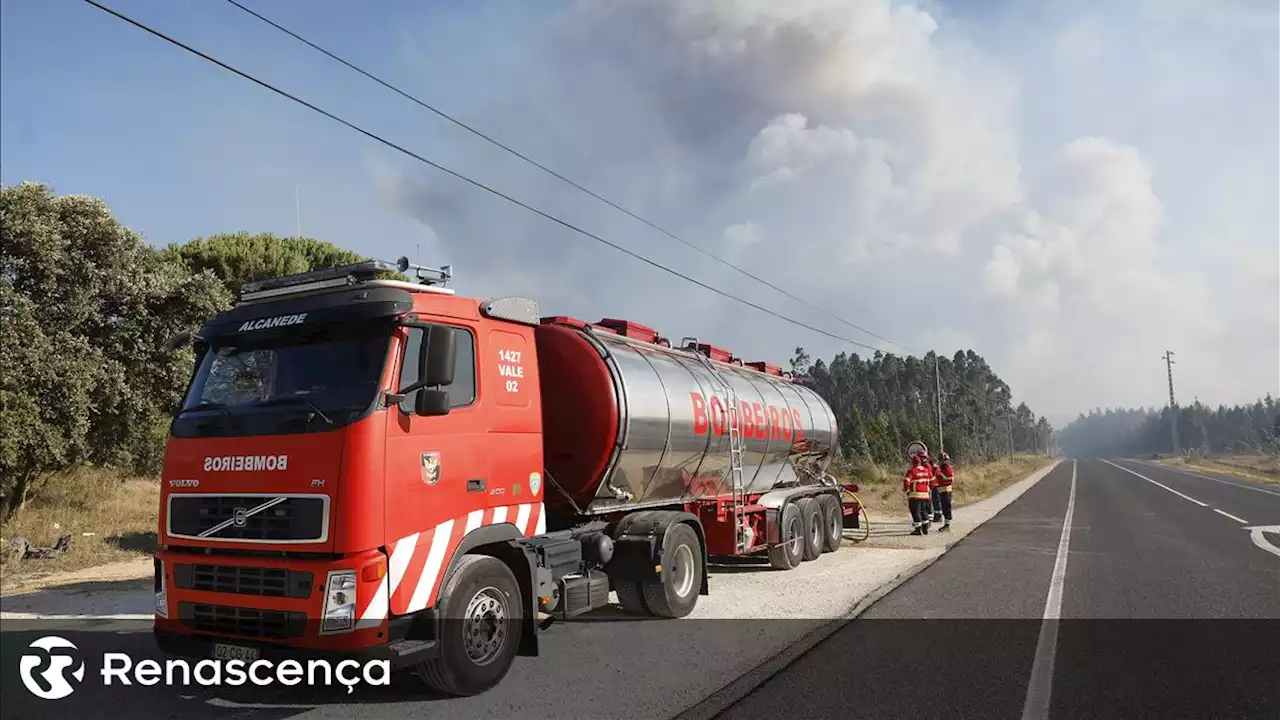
[1162,351,1180,455]
[1007,406,1014,463]
[934,355,944,456]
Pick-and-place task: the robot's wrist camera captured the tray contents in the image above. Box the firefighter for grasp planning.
[903,454,934,535]
[934,452,955,531]
[930,455,943,524]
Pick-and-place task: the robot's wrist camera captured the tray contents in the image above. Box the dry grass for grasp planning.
[0,467,159,593]
[838,454,1055,512]
[1159,454,1280,485]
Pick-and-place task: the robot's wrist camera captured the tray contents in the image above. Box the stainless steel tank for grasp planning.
[535,320,838,516]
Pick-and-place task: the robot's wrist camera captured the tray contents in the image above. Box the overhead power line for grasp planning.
[81,0,896,354]
[220,0,914,356]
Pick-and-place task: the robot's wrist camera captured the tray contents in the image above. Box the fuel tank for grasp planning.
[535,318,838,516]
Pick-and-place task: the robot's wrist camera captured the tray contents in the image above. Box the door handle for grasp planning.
[467,478,486,493]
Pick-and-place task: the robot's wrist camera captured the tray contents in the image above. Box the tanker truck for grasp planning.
[153,258,858,696]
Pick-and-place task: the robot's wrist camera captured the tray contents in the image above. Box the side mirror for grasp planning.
[415,388,451,417]
[164,330,194,354]
[422,325,457,387]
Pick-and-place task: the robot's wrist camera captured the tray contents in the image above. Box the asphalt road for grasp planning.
[6,459,1277,719]
[717,459,1280,720]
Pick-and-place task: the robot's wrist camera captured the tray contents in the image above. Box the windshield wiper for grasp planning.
[178,401,238,426]
[253,396,334,425]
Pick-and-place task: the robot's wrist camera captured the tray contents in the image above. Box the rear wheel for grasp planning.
[768,503,804,570]
[798,498,823,562]
[640,523,702,618]
[613,580,649,615]
[413,555,522,697]
[818,495,842,553]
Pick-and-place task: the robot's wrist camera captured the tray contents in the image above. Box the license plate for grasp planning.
[213,643,260,662]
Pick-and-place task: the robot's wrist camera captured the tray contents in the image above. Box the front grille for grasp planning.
[174,563,313,598]
[168,495,326,541]
[178,602,306,639]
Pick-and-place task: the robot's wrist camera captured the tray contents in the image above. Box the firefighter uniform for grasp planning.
[929,458,942,523]
[904,456,934,535]
[934,454,955,531]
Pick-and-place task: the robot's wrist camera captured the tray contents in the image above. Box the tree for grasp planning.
[1,182,232,517]
[789,346,811,377]
[798,343,1041,465]
[841,407,871,460]
[165,232,372,295]
[1059,398,1279,457]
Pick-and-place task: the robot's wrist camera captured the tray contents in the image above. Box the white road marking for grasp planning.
[0,613,151,621]
[1243,525,1280,559]
[1099,459,1208,507]
[1021,459,1077,720]
[1212,508,1249,525]
[1137,461,1280,498]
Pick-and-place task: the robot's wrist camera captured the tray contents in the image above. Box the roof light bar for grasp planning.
[241,260,398,295]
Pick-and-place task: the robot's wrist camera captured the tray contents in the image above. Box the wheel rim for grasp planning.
[463,586,509,666]
[672,543,696,598]
[828,508,840,543]
[788,516,802,554]
[809,510,821,547]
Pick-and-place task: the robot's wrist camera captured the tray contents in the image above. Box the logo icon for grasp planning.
[420,452,441,485]
[232,507,248,527]
[528,472,542,496]
[19,636,85,700]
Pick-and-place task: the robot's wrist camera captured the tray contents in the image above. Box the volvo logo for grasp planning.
[232,507,248,527]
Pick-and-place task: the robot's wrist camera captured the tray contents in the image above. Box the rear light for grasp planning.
[154,558,169,618]
[321,570,356,634]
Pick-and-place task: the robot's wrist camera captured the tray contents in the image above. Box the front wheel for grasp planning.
[413,555,522,697]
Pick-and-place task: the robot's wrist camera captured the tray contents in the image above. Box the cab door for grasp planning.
[383,321,488,615]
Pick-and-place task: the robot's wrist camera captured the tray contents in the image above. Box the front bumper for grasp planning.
[154,547,394,653]
[153,625,437,670]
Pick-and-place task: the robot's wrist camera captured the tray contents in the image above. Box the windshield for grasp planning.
[172,326,391,438]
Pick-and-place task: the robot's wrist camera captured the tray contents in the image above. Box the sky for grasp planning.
[2,0,1277,427]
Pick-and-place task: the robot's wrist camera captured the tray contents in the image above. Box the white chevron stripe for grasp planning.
[515,503,532,535]
[534,504,546,535]
[463,509,484,535]
[357,576,388,628]
[492,505,508,524]
[408,519,454,613]
[387,532,419,596]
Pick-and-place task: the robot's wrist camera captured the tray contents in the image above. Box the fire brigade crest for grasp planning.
[420,452,441,485]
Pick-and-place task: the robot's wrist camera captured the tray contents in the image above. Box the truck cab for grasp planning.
[154,260,550,695]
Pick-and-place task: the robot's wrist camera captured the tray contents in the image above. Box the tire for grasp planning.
[413,555,522,697]
[640,523,702,618]
[613,579,649,615]
[768,502,804,570]
[797,497,823,562]
[818,494,842,553]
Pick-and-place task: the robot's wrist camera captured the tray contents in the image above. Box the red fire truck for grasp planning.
[154,258,860,695]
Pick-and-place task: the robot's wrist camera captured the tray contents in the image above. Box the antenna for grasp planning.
[397,256,453,287]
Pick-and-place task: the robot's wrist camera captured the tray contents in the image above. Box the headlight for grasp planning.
[154,558,168,618]
[321,570,357,633]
